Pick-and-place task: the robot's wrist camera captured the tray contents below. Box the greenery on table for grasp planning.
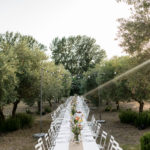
[71,106,76,116]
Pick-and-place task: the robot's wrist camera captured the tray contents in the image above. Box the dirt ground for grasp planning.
[89,100,150,149]
[0,100,150,150]
[0,102,53,150]
[0,115,50,150]
[92,111,150,145]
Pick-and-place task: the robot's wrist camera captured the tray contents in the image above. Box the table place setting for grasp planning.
[52,96,99,150]
[35,96,123,150]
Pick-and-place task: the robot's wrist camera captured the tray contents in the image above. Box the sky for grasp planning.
[0,0,131,58]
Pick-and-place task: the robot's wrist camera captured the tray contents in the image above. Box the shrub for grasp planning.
[105,106,111,112]
[15,113,34,128]
[119,110,150,130]
[0,113,34,132]
[134,112,150,129]
[44,106,51,113]
[140,132,150,150]
[0,117,21,132]
[119,110,138,124]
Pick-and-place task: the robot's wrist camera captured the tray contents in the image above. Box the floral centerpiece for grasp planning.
[71,116,83,142]
[72,124,82,141]
[70,97,83,143]
[71,97,77,116]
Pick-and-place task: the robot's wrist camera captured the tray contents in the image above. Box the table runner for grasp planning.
[69,141,83,150]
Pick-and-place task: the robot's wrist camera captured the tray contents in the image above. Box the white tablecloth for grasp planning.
[53,96,99,150]
[53,101,71,150]
[77,96,99,150]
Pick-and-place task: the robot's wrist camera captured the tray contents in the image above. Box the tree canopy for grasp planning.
[50,35,106,75]
[116,0,150,112]
[82,56,132,109]
[0,31,72,119]
[116,0,150,56]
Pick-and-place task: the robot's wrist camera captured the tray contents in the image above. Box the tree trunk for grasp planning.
[0,107,5,120]
[106,100,109,106]
[37,101,41,113]
[116,101,120,110]
[12,100,20,117]
[48,99,52,107]
[139,101,144,113]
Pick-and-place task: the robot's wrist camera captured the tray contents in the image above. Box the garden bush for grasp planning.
[119,110,150,129]
[140,132,150,150]
[104,105,111,112]
[0,113,34,132]
[15,113,34,128]
[0,117,21,132]
[134,112,150,129]
[119,110,138,124]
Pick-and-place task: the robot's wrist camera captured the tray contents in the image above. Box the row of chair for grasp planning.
[79,97,123,150]
[35,96,123,150]
[88,115,123,150]
[50,97,72,122]
[77,97,122,150]
[35,97,72,150]
[35,129,55,150]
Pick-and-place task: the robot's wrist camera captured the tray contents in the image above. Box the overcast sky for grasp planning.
[0,0,131,58]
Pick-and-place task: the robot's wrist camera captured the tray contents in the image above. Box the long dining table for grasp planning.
[53,96,99,150]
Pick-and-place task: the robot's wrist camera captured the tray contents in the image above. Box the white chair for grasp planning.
[117,147,123,150]
[91,115,95,123]
[50,112,56,121]
[50,127,57,139]
[35,138,45,150]
[35,143,43,150]
[82,123,101,140]
[107,136,114,150]
[51,117,70,132]
[91,121,100,135]
[94,124,101,140]
[51,121,60,133]
[44,133,51,150]
[88,115,95,126]
[98,131,107,150]
[110,145,122,150]
[110,140,120,150]
[113,140,119,147]
[47,129,56,149]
